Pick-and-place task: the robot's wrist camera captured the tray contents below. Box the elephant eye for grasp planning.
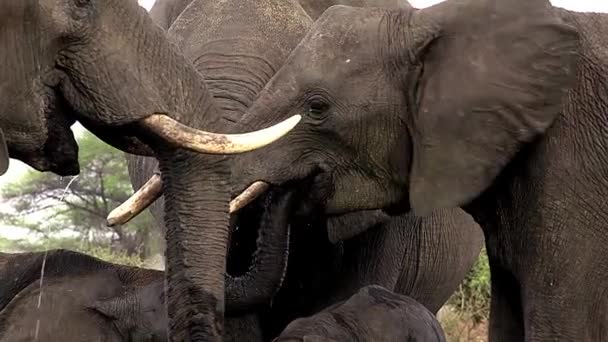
[307,98,330,119]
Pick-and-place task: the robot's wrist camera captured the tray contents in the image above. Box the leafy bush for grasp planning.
[440,249,491,341]
[450,248,491,323]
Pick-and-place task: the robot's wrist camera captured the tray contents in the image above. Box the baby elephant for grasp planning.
[0,249,167,341]
[274,285,446,342]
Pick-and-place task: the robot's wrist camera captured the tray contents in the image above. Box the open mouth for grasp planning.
[226,186,298,291]
[227,190,272,276]
[8,91,81,176]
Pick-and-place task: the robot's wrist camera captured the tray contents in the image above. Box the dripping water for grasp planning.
[34,175,79,340]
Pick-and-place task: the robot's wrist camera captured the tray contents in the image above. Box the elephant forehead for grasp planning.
[301,6,396,61]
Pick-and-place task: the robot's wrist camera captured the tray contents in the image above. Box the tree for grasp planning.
[0,131,161,258]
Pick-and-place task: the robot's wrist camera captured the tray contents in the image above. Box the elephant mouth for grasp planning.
[10,93,81,176]
[227,186,296,279]
[227,193,270,276]
[232,165,337,222]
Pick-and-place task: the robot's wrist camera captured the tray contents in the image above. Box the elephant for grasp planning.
[0,249,167,341]
[298,0,411,21]
[0,249,285,342]
[148,0,192,30]
[273,285,446,342]
[121,0,483,340]
[262,207,483,340]
[0,243,459,342]
[224,0,608,340]
[0,0,301,339]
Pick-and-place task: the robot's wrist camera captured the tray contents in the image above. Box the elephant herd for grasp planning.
[0,0,607,341]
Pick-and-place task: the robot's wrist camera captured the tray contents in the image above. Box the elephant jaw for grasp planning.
[10,102,81,176]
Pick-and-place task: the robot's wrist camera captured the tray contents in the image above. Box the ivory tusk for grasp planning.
[106,173,163,227]
[140,114,301,154]
[107,177,269,227]
[229,181,270,213]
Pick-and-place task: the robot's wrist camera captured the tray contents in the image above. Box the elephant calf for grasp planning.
[274,285,446,342]
[0,250,167,341]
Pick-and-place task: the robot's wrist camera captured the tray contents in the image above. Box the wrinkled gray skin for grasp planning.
[263,207,482,340]
[298,0,410,21]
[231,0,608,340]
[128,0,312,339]
[0,250,166,341]
[274,285,446,342]
[0,250,274,342]
[0,0,258,338]
[134,0,483,340]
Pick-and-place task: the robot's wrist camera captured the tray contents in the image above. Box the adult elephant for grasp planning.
[121,0,483,339]
[0,1,299,340]
[126,0,313,339]
[225,0,608,340]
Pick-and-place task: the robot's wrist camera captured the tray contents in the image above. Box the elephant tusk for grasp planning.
[230,181,270,213]
[107,177,269,226]
[140,114,301,154]
[106,173,163,227]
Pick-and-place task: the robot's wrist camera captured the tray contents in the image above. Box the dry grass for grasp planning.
[438,305,488,342]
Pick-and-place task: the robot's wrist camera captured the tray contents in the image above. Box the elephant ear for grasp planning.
[91,295,130,322]
[407,0,580,215]
[0,128,9,176]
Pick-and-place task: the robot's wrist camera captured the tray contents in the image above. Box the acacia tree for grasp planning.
[0,131,161,258]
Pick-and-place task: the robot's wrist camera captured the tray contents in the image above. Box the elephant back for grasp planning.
[298,0,411,21]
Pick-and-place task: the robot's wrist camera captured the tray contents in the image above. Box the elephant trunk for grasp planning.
[159,152,230,341]
[225,190,294,314]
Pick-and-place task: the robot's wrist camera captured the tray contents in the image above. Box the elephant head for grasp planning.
[92,280,168,341]
[273,285,446,341]
[0,249,168,341]
[0,0,300,339]
[228,0,580,222]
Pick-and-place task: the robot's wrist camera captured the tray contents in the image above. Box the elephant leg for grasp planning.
[488,261,524,342]
[486,221,608,342]
[519,261,608,341]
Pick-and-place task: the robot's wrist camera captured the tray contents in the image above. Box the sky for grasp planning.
[0,0,606,224]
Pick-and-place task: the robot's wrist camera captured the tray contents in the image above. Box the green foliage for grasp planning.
[440,249,491,341]
[0,130,161,258]
[449,248,491,323]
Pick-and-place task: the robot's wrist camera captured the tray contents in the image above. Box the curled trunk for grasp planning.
[225,190,294,313]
